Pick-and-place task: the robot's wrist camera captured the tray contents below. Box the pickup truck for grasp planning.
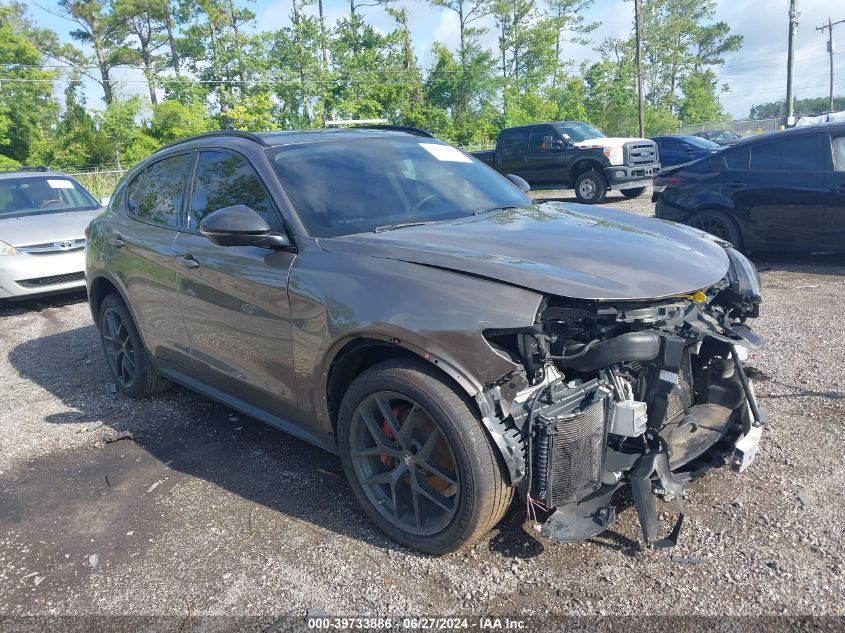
[472,121,661,204]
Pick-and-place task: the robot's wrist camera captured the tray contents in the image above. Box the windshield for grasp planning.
[0,176,99,220]
[553,122,606,142]
[270,138,531,237]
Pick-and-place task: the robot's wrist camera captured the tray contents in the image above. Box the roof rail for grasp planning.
[351,125,434,138]
[160,130,271,152]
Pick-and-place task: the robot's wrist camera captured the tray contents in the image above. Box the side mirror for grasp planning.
[200,204,293,249]
[505,173,530,192]
[681,144,693,152]
[541,135,564,151]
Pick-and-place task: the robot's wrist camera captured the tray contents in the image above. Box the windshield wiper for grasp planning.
[472,205,532,216]
[374,221,434,233]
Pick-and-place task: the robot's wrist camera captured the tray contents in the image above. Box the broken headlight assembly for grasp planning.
[483,270,766,549]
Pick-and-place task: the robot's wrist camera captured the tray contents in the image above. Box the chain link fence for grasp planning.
[66,168,127,200]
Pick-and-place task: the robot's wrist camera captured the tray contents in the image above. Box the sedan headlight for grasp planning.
[725,247,761,317]
[0,241,20,256]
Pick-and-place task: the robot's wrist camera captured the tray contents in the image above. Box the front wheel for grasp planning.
[337,359,512,554]
[574,170,608,204]
[621,186,647,198]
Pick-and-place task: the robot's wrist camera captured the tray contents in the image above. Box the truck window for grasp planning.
[499,128,529,158]
[528,125,559,152]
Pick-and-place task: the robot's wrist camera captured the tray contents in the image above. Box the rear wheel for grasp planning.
[98,294,172,399]
[621,186,647,198]
[688,209,742,249]
[338,359,512,554]
[574,170,608,204]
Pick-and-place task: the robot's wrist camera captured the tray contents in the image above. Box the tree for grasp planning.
[677,69,723,123]
[544,0,598,88]
[0,2,59,162]
[149,100,215,142]
[57,0,125,105]
[111,0,172,105]
[96,96,157,167]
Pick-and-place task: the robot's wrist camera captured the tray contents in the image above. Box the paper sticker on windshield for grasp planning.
[419,143,473,163]
[47,179,74,189]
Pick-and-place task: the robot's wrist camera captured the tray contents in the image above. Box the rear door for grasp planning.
[106,153,193,363]
[173,149,300,423]
[824,132,845,250]
[524,124,569,186]
[495,127,530,179]
[722,134,827,251]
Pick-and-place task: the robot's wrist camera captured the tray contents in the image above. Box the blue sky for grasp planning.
[24,0,843,119]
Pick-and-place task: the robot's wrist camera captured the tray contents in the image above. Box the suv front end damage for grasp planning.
[481,247,765,548]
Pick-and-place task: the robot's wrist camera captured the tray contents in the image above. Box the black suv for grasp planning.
[86,128,765,554]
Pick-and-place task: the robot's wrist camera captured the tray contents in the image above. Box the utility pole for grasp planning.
[786,0,800,124]
[816,17,845,113]
[634,0,645,138]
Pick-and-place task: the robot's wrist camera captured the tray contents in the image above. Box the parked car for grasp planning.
[86,127,765,554]
[0,167,101,301]
[654,123,845,253]
[696,130,742,146]
[472,121,660,204]
[650,135,721,168]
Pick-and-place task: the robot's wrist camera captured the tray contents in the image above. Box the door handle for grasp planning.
[831,185,845,194]
[176,254,200,269]
[107,234,125,248]
[728,181,745,189]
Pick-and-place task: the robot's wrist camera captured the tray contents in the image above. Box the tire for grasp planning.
[337,358,512,554]
[687,209,742,249]
[98,293,172,399]
[621,186,646,198]
[574,169,608,204]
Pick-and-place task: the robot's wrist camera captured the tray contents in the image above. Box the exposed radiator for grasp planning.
[532,388,610,508]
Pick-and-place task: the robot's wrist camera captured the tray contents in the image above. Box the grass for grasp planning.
[70,169,126,201]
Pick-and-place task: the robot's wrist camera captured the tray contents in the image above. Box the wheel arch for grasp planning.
[324,335,524,486]
[569,159,605,182]
[87,272,151,352]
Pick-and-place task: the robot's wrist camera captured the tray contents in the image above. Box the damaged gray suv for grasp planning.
[86,127,765,554]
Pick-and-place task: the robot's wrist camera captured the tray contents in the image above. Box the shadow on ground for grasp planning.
[5,323,418,561]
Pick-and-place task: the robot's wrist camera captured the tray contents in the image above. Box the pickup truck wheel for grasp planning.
[574,170,608,204]
[98,294,172,399]
[338,358,512,554]
[621,186,647,198]
[688,209,743,249]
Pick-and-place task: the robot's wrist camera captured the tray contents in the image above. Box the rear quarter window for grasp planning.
[133,153,192,228]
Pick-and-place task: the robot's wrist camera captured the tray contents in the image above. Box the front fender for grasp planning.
[287,239,543,436]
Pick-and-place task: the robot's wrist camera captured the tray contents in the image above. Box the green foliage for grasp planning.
[4,0,750,175]
[0,154,21,169]
[749,96,845,120]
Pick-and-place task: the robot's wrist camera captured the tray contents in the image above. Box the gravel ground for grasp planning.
[1,188,844,625]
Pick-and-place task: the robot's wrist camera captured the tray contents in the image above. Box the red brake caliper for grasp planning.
[380,406,402,467]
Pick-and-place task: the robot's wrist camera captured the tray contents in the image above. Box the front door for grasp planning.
[524,124,569,186]
[174,150,300,423]
[495,127,530,180]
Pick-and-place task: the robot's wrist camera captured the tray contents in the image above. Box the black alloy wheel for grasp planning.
[101,306,136,389]
[688,209,742,248]
[337,359,513,554]
[348,391,460,536]
[97,294,172,399]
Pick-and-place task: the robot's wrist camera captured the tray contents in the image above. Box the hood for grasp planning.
[319,203,730,301]
[0,209,101,247]
[572,137,646,149]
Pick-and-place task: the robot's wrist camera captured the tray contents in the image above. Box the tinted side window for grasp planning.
[662,138,681,151]
[126,170,145,215]
[528,125,558,152]
[135,154,190,227]
[724,147,749,170]
[749,135,822,172]
[189,151,278,231]
[499,129,529,157]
